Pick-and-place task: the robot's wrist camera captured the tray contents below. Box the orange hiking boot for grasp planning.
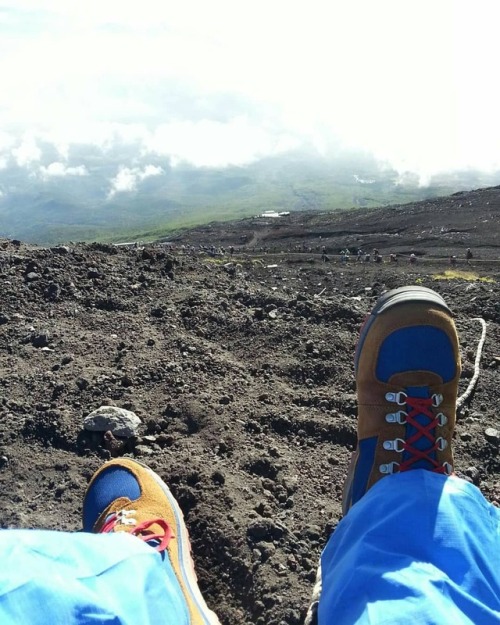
[82,458,221,625]
[342,286,461,514]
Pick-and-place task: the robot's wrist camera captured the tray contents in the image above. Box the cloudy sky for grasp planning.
[1,0,500,188]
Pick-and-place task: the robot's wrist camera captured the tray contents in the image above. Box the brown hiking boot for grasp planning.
[342,286,461,514]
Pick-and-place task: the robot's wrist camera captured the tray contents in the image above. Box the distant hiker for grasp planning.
[340,249,350,263]
[389,253,398,263]
[409,253,417,264]
[229,245,235,256]
[357,249,363,262]
[364,253,371,263]
[466,248,473,264]
[450,255,457,266]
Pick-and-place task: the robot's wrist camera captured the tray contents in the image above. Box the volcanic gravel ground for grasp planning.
[1,188,500,625]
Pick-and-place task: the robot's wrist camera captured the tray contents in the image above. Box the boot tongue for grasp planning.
[402,385,436,471]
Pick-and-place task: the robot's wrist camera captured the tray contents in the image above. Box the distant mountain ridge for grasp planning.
[1,148,499,245]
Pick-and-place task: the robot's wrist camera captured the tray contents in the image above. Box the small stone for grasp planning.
[134,445,154,457]
[465,466,481,483]
[103,431,125,457]
[212,471,225,485]
[32,333,50,348]
[485,428,500,444]
[254,308,265,320]
[247,520,285,541]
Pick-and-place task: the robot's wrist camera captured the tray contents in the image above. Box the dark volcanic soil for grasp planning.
[1,188,500,625]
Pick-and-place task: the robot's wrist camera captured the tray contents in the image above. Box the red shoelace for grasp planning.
[100,513,174,552]
[399,396,447,473]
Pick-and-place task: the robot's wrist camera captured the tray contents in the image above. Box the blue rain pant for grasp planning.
[0,530,189,625]
[319,471,500,624]
[0,472,499,624]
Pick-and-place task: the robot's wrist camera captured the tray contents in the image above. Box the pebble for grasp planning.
[485,428,500,444]
[134,445,154,457]
[32,333,50,348]
[247,519,285,541]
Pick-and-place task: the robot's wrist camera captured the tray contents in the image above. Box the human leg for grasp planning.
[0,459,221,625]
[310,286,500,624]
[83,458,221,625]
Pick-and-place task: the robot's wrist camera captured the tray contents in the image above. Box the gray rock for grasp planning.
[485,427,500,444]
[83,406,141,438]
[51,246,70,255]
[32,333,50,348]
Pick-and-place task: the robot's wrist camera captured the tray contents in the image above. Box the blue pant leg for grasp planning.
[0,530,190,625]
[319,471,500,625]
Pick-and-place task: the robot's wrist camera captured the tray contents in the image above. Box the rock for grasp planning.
[247,519,285,541]
[44,282,61,301]
[485,428,500,444]
[0,313,10,325]
[25,272,40,282]
[51,246,70,255]
[83,406,142,438]
[134,445,154,457]
[465,466,481,483]
[32,333,50,348]
[103,430,125,457]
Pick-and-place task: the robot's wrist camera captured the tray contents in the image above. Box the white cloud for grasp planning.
[138,164,163,180]
[12,137,42,167]
[1,0,500,177]
[107,164,163,198]
[146,118,298,168]
[39,162,88,178]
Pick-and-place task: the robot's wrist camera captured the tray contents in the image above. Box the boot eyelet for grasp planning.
[379,462,400,474]
[385,411,407,424]
[383,438,405,452]
[385,391,407,405]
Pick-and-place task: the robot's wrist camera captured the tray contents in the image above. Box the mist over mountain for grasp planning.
[1,141,500,245]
